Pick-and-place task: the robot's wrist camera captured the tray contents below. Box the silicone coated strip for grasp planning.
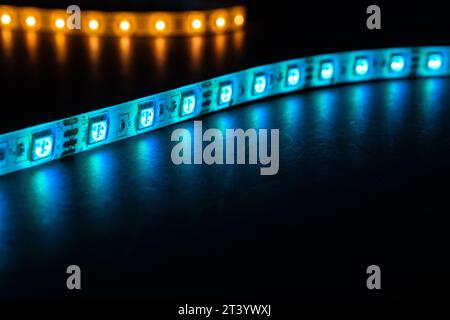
[0,46,449,176]
[0,5,246,36]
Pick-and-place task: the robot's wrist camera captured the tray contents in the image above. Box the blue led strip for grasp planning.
[1,46,449,176]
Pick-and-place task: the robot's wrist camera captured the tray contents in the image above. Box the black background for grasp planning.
[1,0,450,313]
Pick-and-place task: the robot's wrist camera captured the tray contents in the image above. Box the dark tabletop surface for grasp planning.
[1,1,450,303]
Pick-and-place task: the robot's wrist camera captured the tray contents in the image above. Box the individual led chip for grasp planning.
[354,57,369,76]
[88,114,108,144]
[320,61,334,80]
[218,82,233,104]
[181,92,196,116]
[389,54,405,72]
[427,53,443,71]
[286,66,300,86]
[32,129,54,161]
[137,101,155,130]
[253,73,267,95]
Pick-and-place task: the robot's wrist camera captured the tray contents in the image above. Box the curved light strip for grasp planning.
[0,5,246,36]
[0,46,449,176]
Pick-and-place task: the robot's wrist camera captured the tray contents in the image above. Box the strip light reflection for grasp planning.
[0,46,449,176]
[0,5,246,37]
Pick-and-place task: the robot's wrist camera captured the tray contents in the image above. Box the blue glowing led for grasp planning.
[427,53,443,71]
[139,107,155,129]
[286,67,300,86]
[320,61,334,80]
[90,120,108,143]
[354,57,369,76]
[33,136,53,160]
[219,83,233,104]
[182,94,196,115]
[253,74,267,94]
[390,55,405,72]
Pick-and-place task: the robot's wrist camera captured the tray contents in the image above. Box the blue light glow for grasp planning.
[253,74,267,94]
[390,55,405,72]
[219,83,233,104]
[354,57,369,76]
[139,107,155,129]
[287,67,300,86]
[427,53,443,70]
[320,61,334,80]
[33,136,53,160]
[2,46,450,176]
[90,120,108,143]
[182,94,196,115]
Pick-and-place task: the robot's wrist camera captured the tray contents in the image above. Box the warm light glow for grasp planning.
[1,14,11,25]
[119,20,130,31]
[25,16,37,27]
[234,14,244,26]
[215,17,226,28]
[192,19,202,30]
[0,5,246,36]
[88,19,99,30]
[155,20,166,31]
[55,18,65,29]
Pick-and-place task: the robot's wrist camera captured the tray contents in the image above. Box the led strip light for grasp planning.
[0,46,449,176]
[0,5,246,36]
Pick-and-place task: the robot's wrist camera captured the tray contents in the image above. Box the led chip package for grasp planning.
[218,82,233,105]
[181,92,196,116]
[88,114,109,144]
[31,129,54,161]
[253,73,267,95]
[137,101,155,130]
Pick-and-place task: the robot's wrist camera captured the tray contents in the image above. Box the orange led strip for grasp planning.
[0,5,246,36]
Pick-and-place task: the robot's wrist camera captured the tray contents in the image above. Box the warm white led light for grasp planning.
[155,20,166,31]
[192,19,202,30]
[88,19,99,30]
[216,17,225,28]
[120,20,130,31]
[55,18,65,29]
[1,14,11,25]
[234,15,244,26]
[25,16,37,27]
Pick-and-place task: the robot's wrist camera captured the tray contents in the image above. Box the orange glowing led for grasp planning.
[215,17,226,28]
[1,14,11,25]
[119,20,130,31]
[192,19,202,30]
[234,14,244,26]
[155,20,166,31]
[88,19,99,30]
[55,18,65,29]
[25,16,37,27]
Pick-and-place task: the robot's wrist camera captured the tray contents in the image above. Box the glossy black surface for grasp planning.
[1,78,450,300]
[1,1,450,302]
